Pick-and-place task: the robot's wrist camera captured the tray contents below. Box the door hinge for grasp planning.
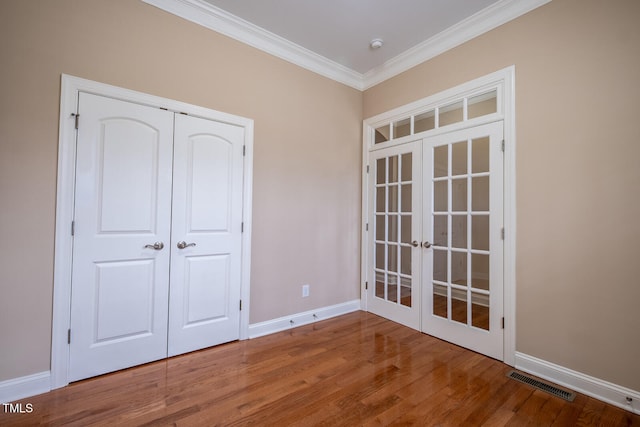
[71,221,75,236]
[72,113,79,129]
[239,300,242,311]
[241,222,244,233]
[501,228,505,240]
[243,145,246,156]
[365,223,369,231]
[67,329,71,344]
[365,281,368,290]
[501,317,505,329]
[501,140,505,152]
[366,165,370,173]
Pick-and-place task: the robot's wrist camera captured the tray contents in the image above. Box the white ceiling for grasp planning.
[144,0,551,90]
[201,0,499,74]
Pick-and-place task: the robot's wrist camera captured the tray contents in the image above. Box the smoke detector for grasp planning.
[370,38,384,49]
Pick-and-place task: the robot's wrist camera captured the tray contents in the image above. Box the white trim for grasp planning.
[502,67,517,367]
[248,300,361,339]
[0,371,50,404]
[515,352,640,415]
[51,74,254,389]
[141,0,363,90]
[361,66,516,366]
[239,123,254,340]
[362,0,550,89]
[142,0,549,91]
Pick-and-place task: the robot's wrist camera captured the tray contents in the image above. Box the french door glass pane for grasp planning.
[452,141,467,176]
[433,215,447,246]
[400,215,411,244]
[401,184,412,212]
[388,215,398,242]
[376,158,386,183]
[388,185,398,212]
[472,137,490,173]
[376,187,385,213]
[376,215,385,240]
[471,253,490,291]
[434,145,448,178]
[400,247,411,275]
[388,244,398,273]
[452,179,467,211]
[434,181,448,212]
[451,291,468,324]
[451,215,467,248]
[433,249,448,282]
[451,251,467,286]
[433,284,448,318]
[472,293,490,331]
[389,156,399,183]
[400,277,411,307]
[471,215,489,251]
[401,153,412,181]
[472,176,490,211]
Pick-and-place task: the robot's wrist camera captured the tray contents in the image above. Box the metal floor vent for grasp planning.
[507,371,576,402]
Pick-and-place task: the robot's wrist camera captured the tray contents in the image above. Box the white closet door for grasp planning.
[168,114,244,357]
[69,93,174,381]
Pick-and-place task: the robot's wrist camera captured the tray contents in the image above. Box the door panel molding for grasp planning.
[52,74,254,389]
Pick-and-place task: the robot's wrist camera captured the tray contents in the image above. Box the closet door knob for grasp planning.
[177,241,196,249]
[144,242,164,250]
[423,241,432,249]
[411,241,420,247]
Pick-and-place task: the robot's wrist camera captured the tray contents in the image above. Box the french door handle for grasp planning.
[177,241,196,249]
[423,241,432,249]
[144,242,164,250]
[411,241,420,247]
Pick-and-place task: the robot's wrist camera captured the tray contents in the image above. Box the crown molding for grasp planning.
[361,0,551,89]
[142,0,365,90]
[142,0,551,92]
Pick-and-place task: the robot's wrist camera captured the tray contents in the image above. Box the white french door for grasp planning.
[367,121,504,360]
[69,93,244,381]
[422,121,504,360]
[367,141,422,330]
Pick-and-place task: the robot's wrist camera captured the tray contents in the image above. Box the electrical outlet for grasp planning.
[302,284,310,297]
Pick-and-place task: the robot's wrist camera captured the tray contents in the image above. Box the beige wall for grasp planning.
[365,0,640,391]
[0,0,362,381]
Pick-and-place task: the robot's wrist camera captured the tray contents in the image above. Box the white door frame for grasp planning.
[51,74,254,389]
[360,66,516,366]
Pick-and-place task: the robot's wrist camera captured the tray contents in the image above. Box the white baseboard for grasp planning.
[515,352,640,414]
[0,371,50,404]
[248,299,361,339]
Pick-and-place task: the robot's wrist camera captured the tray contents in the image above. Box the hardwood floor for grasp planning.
[2,312,638,426]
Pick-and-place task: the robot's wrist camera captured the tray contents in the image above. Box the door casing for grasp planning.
[360,66,516,366]
[51,74,254,389]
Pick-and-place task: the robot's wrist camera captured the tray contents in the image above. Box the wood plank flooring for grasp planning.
[2,311,638,426]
